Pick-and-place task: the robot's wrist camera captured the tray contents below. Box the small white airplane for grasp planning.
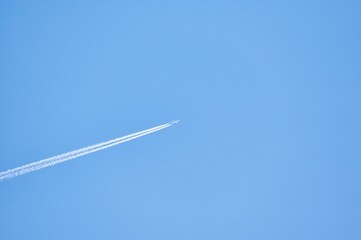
[171,120,180,124]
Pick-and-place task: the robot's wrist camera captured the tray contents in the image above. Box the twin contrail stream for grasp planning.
[0,121,179,181]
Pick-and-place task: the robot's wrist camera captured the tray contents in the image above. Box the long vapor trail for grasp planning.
[0,121,179,181]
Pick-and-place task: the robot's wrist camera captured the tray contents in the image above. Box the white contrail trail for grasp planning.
[0,121,179,181]
[44,122,172,163]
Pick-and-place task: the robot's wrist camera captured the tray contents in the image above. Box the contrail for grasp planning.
[0,121,179,181]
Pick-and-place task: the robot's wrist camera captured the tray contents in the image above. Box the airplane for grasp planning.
[171,120,180,124]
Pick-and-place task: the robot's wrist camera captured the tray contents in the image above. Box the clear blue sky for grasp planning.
[1,1,360,239]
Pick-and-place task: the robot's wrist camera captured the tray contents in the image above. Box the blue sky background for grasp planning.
[1,1,360,239]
